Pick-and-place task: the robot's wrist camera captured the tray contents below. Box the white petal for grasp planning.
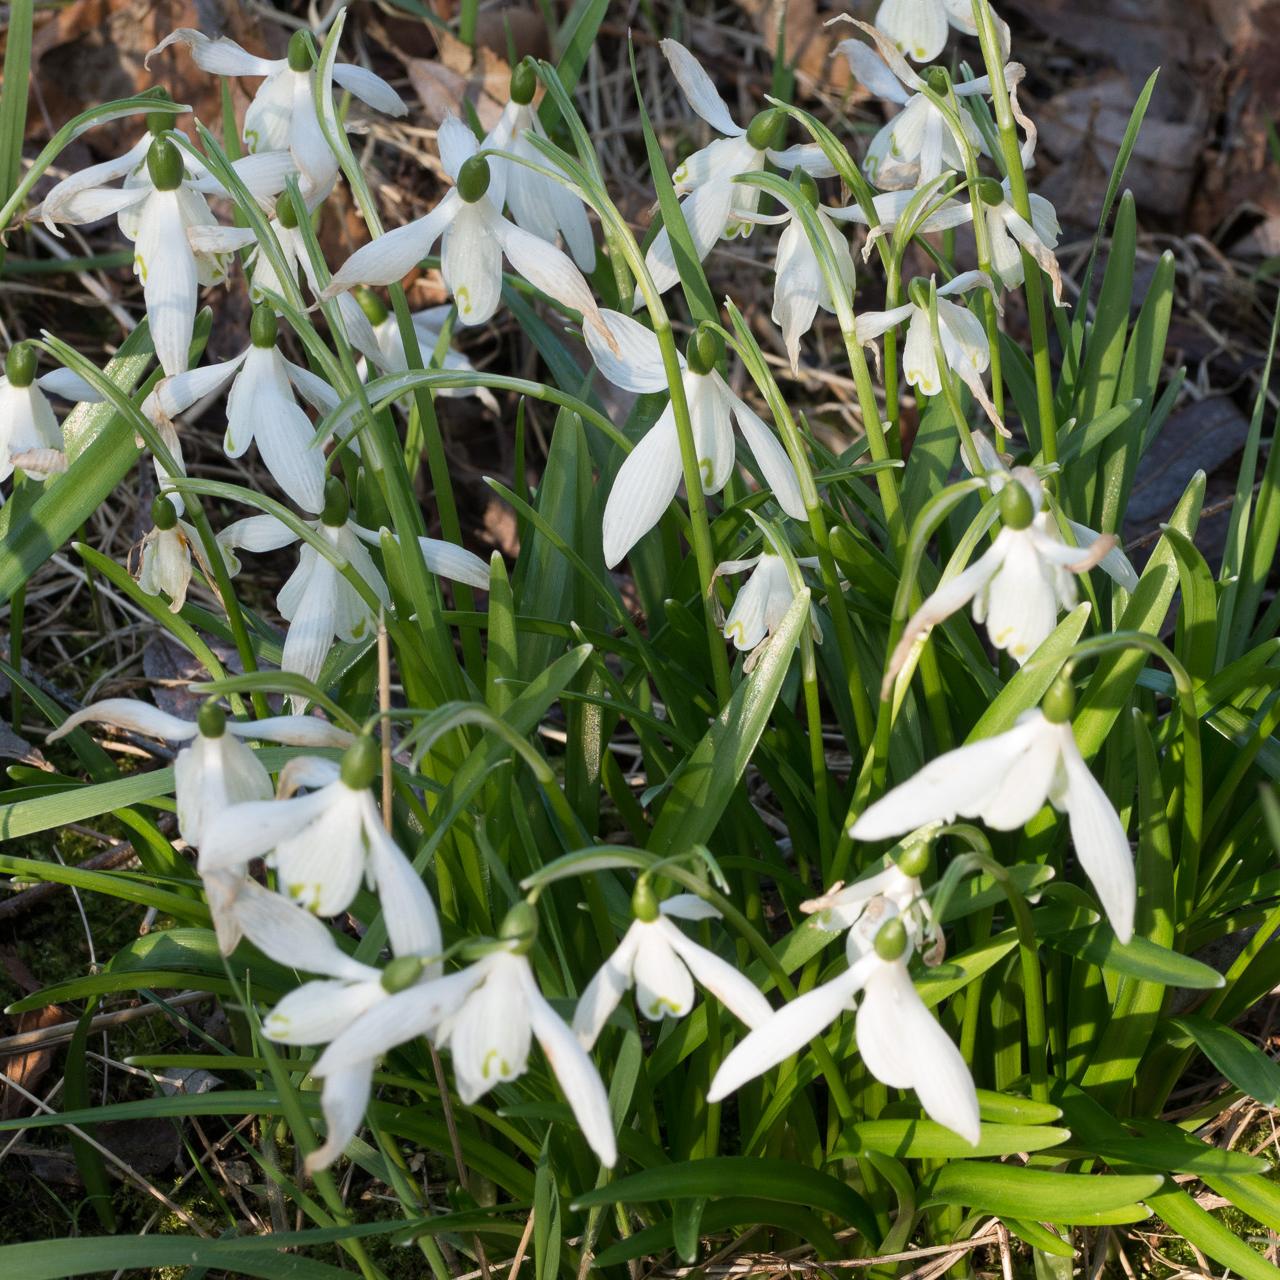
[723,557,780,651]
[289,75,338,197]
[447,954,532,1102]
[418,536,491,589]
[272,786,366,915]
[601,405,683,568]
[854,302,916,345]
[632,928,695,1020]
[856,960,980,1144]
[1066,520,1138,593]
[772,218,822,374]
[323,196,457,296]
[264,980,385,1045]
[765,142,840,177]
[136,193,197,376]
[495,215,605,337]
[643,181,735,296]
[37,136,150,230]
[730,395,806,520]
[584,309,669,393]
[280,552,339,687]
[40,184,149,228]
[902,307,941,396]
[175,733,269,845]
[1054,728,1135,943]
[706,966,865,1102]
[660,894,722,922]
[442,202,503,326]
[980,535,1061,662]
[688,372,734,494]
[573,926,642,1049]
[305,1063,374,1174]
[525,973,617,1167]
[437,115,479,183]
[243,71,295,154]
[331,61,407,116]
[660,38,743,137]
[198,786,332,874]
[285,361,341,414]
[876,0,948,62]
[364,818,443,966]
[145,352,246,423]
[222,149,297,201]
[658,917,773,1029]
[835,38,911,103]
[186,224,259,255]
[851,715,1053,839]
[216,514,299,575]
[937,297,991,376]
[48,698,196,743]
[227,715,354,749]
[36,368,102,403]
[148,28,281,77]
[234,880,381,982]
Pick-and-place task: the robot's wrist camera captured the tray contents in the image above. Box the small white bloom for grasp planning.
[886,468,1125,673]
[148,28,406,205]
[983,179,1064,304]
[492,94,595,272]
[715,552,821,663]
[135,516,200,611]
[199,748,430,935]
[323,117,610,346]
[143,314,339,514]
[574,893,772,1047]
[0,361,101,483]
[640,39,835,295]
[855,270,1004,433]
[708,903,979,1145]
[585,309,805,567]
[852,707,1135,942]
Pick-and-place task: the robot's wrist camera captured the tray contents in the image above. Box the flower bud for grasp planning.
[250,304,278,349]
[999,478,1035,531]
[510,58,538,106]
[499,900,539,953]
[287,31,314,73]
[276,192,299,230]
[685,328,718,376]
[794,169,820,208]
[896,841,931,879]
[745,108,785,152]
[151,493,179,531]
[196,699,226,739]
[5,342,36,388]
[925,66,951,95]
[146,137,183,192]
[380,955,426,993]
[1041,672,1076,725]
[907,276,932,311]
[456,155,491,204]
[975,177,1005,206]
[355,287,389,325]
[874,916,908,961]
[340,735,380,790]
[320,476,349,527]
[631,878,660,922]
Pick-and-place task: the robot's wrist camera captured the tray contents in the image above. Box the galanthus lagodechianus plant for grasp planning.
[8,2,1280,1276]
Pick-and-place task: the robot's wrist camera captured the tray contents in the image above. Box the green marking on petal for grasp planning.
[699,458,714,487]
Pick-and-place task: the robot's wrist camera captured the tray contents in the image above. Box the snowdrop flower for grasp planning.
[708,904,979,1145]
[0,344,102,482]
[135,495,201,612]
[39,134,292,376]
[975,176,1064,305]
[342,291,498,414]
[642,40,834,295]
[585,312,805,567]
[255,847,442,1172]
[312,902,617,1167]
[216,487,389,695]
[715,552,820,665]
[855,271,1003,432]
[491,60,595,272]
[148,29,406,205]
[852,677,1135,942]
[323,116,610,346]
[886,471,1123,679]
[200,735,431,932]
[143,306,337,513]
[574,885,772,1048]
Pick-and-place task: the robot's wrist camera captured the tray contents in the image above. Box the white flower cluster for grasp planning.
[22,0,1147,1170]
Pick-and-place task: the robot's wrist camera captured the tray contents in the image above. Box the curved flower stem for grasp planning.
[971,0,1057,465]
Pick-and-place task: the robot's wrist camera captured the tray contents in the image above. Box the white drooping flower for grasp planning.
[715,552,821,661]
[143,307,338,514]
[199,739,431,934]
[148,28,406,204]
[584,309,805,568]
[37,134,293,376]
[0,347,101,483]
[855,270,1004,432]
[491,69,595,272]
[341,296,498,414]
[310,912,616,1168]
[640,39,835,295]
[708,899,980,1145]
[216,507,389,694]
[323,117,610,345]
[573,891,772,1047]
[135,498,202,612]
[886,468,1128,676]
[870,0,1009,63]
[852,703,1136,943]
[255,844,443,1172]
[981,178,1064,304]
